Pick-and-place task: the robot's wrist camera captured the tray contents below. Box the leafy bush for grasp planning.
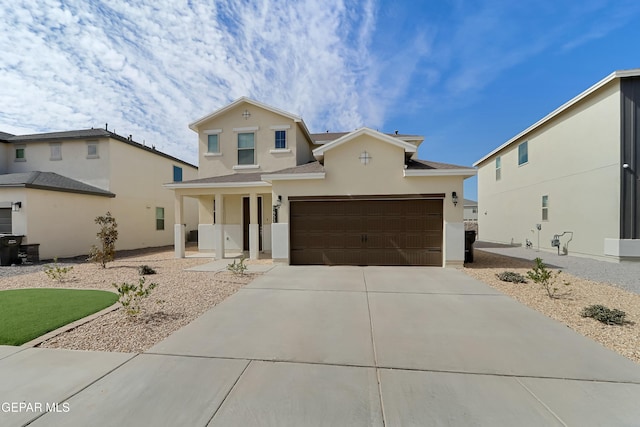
[227,257,248,276]
[527,257,569,299]
[112,278,158,317]
[581,304,627,325]
[88,212,118,268]
[44,257,73,282]
[496,271,527,283]
[138,265,157,275]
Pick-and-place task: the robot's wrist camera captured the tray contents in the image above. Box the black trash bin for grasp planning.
[0,235,23,266]
[464,230,476,263]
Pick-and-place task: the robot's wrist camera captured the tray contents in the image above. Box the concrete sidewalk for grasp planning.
[2,266,640,426]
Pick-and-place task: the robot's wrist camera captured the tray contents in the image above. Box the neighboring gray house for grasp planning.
[474,69,640,261]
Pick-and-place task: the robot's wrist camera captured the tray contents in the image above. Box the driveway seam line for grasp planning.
[362,268,387,427]
[205,359,252,426]
[23,353,140,426]
[140,353,640,385]
[514,377,568,426]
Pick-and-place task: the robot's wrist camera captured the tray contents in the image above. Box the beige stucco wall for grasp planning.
[0,143,10,174]
[273,135,464,222]
[477,80,621,259]
[107,141,198,250]
[22,189,111,259]
[7,138,111,190]
[194,103,308,177]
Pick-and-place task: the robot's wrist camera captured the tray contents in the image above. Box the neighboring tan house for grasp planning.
[167,98,476,267]
[463,199,478,222]
[0,128,198,259]
[474,69,640,261]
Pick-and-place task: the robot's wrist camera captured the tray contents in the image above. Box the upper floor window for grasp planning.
[173,165,183,182]
[275,130,287,149]
[87,141,99,159]
[518,141,528,166]
[495,156,501,180]
[207,134,219,153]
[238,133,255,165]
[15,146,26,162]
[542,195,549,221]
[50,143,62,160]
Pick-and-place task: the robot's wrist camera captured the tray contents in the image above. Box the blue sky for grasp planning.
[1,0,640,200]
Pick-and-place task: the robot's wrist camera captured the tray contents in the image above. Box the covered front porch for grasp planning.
[170,180,274,261]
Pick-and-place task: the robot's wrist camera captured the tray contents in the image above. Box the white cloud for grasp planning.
[0,0,410,164]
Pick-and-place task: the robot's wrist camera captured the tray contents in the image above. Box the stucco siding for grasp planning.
[477,79,621,258]
[108,140,198,250]
[6,138,111,190]
[23,189,110,259]
[196,104,300,177]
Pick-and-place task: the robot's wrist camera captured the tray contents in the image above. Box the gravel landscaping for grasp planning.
[464,249,640,364]
[0,246,261,353]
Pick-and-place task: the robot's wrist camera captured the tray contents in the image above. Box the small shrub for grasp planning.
[138,265,157,275]
[88,212,118,268]
[581,304,627,325]
[44,257,74,282]
[227,257,248,276]
[527,257,569,299]
[496,271,527,283]
[112,277,158,317]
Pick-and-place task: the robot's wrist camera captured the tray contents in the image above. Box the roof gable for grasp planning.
[312,127,417,161]
[190,97,302,131]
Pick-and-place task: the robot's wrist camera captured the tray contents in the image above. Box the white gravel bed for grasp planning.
[464,249,640,364]
[0,247,261,353]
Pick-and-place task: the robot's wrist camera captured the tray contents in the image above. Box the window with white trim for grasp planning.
[207,134,219,153]
[87,142,99,159]
[518,141,528,165]
[275,130,286,149]
[15,146,25,162]
[156,207,165,230]
[495,156,501,180]
[238,133,255,165]
[542,195,549,221]
[50,143,62,160]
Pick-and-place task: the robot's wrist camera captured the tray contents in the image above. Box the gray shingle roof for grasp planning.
[262,161,324,175]
[0,131,14,142]
[0,172,115,197]
[406,159,473,170]
[4,128,196,168]
[178,171,266,184]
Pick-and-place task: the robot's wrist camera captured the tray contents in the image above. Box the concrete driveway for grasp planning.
[2,266,640,426]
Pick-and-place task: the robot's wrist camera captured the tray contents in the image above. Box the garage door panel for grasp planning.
[290,199,443,266]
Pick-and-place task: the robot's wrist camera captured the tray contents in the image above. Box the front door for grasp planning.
[242,196,263,251]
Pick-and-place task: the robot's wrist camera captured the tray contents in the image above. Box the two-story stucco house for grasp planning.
[167,98,476,267]
[0,128,198,259]
[474,69,640,261]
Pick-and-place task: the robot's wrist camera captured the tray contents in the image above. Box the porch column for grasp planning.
[249,192,259,260]
[214,193,225,260]
[174,194,185,258]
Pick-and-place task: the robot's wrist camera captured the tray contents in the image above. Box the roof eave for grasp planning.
[164,181,271,189]
[474,69,640,167]
[261,172,326,182]
[403,168,477,177]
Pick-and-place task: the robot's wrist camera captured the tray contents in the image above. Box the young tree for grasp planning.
[88,212,118,268]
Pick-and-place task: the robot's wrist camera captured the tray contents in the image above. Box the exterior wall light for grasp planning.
[11,202,21,212]
[451,192,458,207]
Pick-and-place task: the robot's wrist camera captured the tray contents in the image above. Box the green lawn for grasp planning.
[0,288,118,346]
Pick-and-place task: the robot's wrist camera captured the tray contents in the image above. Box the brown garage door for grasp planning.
[290,197,443,266]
